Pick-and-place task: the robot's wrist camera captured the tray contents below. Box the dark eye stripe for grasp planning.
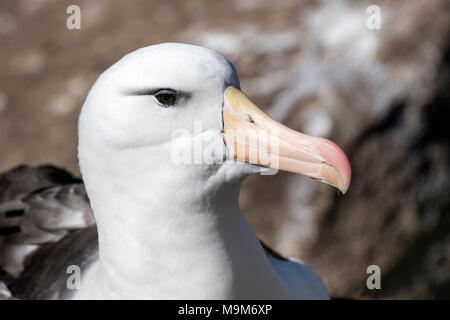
[125,88,172,96]
[123,87,192,108]
[124,88,190,99]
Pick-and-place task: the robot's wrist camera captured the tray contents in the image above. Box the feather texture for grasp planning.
[1,165,310,299]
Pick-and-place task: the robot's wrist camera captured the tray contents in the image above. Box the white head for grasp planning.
[78,43,351,224]
[76,43,351,299]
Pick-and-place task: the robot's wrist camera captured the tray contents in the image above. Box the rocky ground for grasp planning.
[0,0,449,298]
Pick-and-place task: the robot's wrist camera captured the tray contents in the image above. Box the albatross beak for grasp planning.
[222,87,351,194]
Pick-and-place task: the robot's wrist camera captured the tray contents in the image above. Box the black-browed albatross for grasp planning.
[0,43,351,300]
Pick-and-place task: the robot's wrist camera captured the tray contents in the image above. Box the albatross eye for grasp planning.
[154,90,177,106]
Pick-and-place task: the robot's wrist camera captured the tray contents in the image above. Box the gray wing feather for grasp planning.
[0,165,98,299]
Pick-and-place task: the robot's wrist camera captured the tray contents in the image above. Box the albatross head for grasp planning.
[76,43,351,298]
[78,43,351,219]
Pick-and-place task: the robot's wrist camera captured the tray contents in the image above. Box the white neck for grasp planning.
[77,145,291,299]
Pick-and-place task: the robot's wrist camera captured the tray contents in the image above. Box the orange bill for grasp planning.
[222,87,351,194]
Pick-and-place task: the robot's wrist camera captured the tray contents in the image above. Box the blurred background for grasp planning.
[0,0,449,299]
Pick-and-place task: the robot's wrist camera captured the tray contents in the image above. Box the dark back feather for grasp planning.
[0,165,97,299]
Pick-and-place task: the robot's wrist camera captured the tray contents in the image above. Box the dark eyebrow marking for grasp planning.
[124,88,164,96]
[123,88,190,99]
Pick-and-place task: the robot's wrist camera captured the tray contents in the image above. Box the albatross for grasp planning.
[0,43,351,300]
